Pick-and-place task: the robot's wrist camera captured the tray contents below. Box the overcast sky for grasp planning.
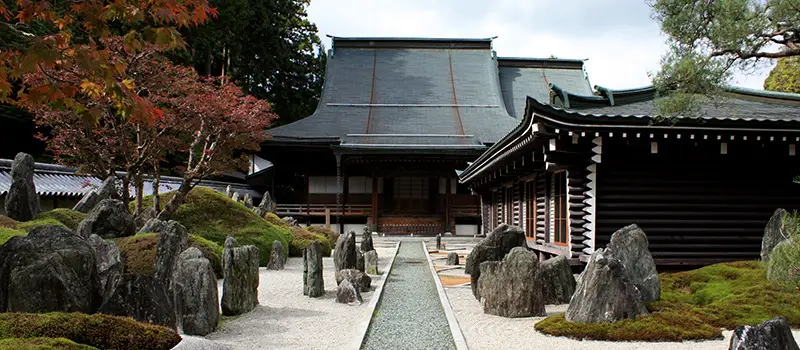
[307,0,774,90]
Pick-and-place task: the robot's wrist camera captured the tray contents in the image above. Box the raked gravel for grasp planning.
[362,241,456,350]
[192,245,396,350]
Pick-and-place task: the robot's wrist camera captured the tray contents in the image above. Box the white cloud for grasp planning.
[307,0,775,90]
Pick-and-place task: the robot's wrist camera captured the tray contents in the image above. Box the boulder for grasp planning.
[729,316,799,350]
[539,256,575,304]
[75,199,136,239]
[565,248,650,323]
[282,216,298,226]
[446,252,459,265]
[360,226,374,252]
[335,279,362,305]
[242,193,253,209]
[356,250,365,272]
[74,176,117,213]
[334,231,357,271]
[221,237,260,316]
[153,221,189,285]
[98,274,175,327]
[466,224,527,299]
[477,247,545,318]
[87,234,124,302]
[254,191,276,217]
[3,152,40,221]
[335,269,371,292]
[139,218,167,234]
[266,240,285,270]
[173,248,219,335]
[762,209,790,261]
[0,225,99,313]
[365,250,379,275]
[605,224,660,302]
[134,207,158,231]
[303,241,324,297]
[231,192,240,202]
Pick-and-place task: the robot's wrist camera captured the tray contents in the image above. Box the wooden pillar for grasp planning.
[445,177,452,233]
[304,175,310,217]
[371,176,379,232]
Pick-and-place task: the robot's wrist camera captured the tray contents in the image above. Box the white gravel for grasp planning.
[199,244,396,350]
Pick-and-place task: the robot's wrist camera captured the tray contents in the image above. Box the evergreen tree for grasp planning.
[764,57,800,94]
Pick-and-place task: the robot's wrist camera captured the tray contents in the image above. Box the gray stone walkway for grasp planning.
[361,241,456,350]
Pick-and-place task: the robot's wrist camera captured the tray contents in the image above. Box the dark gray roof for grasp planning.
[268,37,520,146]
[498,57,592,118]
[554,85,800,122]
[0,159,259,198]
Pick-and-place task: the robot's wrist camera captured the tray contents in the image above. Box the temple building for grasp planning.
[253,37,591,234]
[458,85,800,265]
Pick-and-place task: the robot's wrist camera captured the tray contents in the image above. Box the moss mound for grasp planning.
[34,209,85,231]
[14,218,66,233]
[0,313,180,350]
[264,213,331,257]
[307,225,339,244]
[0,228,26,245]
[536,260,800,341]
[115,233,224,278]
[0,337,97,350]
[138,187,289,265]
[0,216,17,228]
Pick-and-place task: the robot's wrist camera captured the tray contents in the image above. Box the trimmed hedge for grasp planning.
[0,313,181,350]
[536,260,800,341]
[115,233,224,278]
[34,209,86,231]
[0,337,97,350]
[137,187,289,265]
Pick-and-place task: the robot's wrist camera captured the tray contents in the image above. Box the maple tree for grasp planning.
[0,0,217,124]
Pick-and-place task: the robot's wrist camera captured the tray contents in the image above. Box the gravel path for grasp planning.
[362,241,456,350]
[199,245,396,350]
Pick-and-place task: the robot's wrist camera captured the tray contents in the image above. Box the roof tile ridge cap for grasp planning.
[724,85,800,102]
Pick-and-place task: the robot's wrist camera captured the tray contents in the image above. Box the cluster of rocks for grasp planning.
[329,227,378,304]
[3,152,41,221]
[466,224,529,299]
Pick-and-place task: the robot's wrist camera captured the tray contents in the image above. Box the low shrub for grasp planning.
[15,218,66,233]
[0,216,17,228]
[0,337,97,350]
[34,209,86,231]
[0,312,181,350]
[288,227,332,257]
[0,227,26,245]
[536,260,800,341]
[307,225,339,244]
[115,233,224,278]
[137,187,289,265]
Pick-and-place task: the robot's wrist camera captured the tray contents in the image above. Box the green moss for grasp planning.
[307,225,339,245]
[0,216,17,229]
[288,227,332,257]
[15,219,66,233]
[536,261,800,341]
[0,312,181,350]
[0,337,97,350]
[137,188,289,265]
[34,209,86,231]
[0,227,26,245]
[115,233,224,278]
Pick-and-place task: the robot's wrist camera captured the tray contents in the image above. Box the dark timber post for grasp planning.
[335,153,343,234]
[371,176,379,232]
[445,177,452,234]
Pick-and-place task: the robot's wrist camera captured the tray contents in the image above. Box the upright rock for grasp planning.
[303,241,324,297]
[762,209,790,261]
[282,216,298,226]
[336,279,362,305]
[360,226,374,252]
[605,224,660,302]
[729,316,799,350]
[221,237,260,316]
[88,234,124,302]
[356,250,365,272]
[98,274,175,327]
[364,250,379,274]
[73,191,99,214]
[74,176,118,213]
[436,234,442,249]
[4,152,40,221]
[335,269,371,292]
[231,192,240,202]
[565,248,650,323]
[266,240,285,270]
[446,252,459,265]
[0,225,99,313]
[153,221,189,285]
[76,199,136,238]
[539,256,575,304]
[173,248,219,335]
[242,193,253,209]
[254,191,276,217]
[466,224,527,299]
[139,218,167,234]
[477,247,545,318]
[334,231,357,271]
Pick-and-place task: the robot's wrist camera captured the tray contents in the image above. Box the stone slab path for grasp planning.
[361,241,455,350]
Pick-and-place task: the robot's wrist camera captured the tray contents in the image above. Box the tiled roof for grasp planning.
[0,159,259,198]
[498,57,592,119]
[268,37,521,146]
